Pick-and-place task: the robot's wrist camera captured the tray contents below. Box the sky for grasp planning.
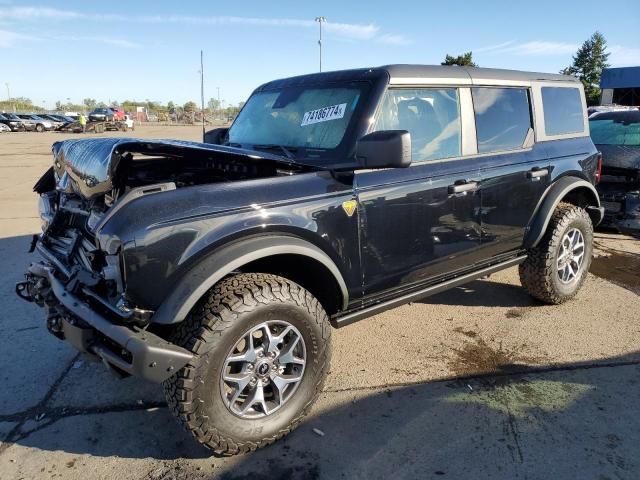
[1,0,639,110]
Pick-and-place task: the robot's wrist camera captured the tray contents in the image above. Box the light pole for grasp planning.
[5,83,11,112]
[217,87,220,119]
[315,16,326,72]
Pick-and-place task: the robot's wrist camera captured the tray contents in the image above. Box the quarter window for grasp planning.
[472,87,532,153]
[374,88,461,162]
[541,87,584,136]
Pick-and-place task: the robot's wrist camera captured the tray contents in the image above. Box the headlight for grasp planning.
[44,121,52,128]
[38,193,55,231]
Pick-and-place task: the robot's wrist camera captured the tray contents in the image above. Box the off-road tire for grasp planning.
[163,273,332,455]
[519,202,593,304]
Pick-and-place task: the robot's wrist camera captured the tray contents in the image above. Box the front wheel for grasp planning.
[163,273,331,455]
[519,202,593,304]
[36,124,44,132]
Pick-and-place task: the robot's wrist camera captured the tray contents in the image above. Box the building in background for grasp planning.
[600,66,640,106]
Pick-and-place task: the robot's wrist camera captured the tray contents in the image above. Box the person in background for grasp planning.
[78,113,87,133]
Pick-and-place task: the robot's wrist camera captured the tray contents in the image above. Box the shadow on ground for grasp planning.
[420,278,541,308]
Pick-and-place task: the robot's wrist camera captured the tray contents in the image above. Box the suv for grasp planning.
[17,65,603,455]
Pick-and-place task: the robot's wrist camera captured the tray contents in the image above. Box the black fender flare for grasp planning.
[151,235,349,324]
[524,177,603,248]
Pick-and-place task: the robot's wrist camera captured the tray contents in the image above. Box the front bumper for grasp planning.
[16,262,193,383]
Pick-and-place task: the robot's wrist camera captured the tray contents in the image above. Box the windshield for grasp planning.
[228,83,368,158]
[590,111,640,146]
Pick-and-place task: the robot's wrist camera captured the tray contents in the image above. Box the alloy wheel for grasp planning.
[556,228,585,284]
[220,320,306,418]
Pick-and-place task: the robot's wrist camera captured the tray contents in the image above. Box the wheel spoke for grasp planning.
[227,332,257,363]
[272,371,303,396]
[240,381,268,415]
[278,335,304,365]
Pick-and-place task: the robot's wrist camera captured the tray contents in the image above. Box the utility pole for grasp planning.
[200,49,205,140]
[217,86,220,120]
[315,16,326,72]
[5,83,11,112]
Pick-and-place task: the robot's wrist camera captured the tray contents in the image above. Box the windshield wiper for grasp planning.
[251,144,297,160]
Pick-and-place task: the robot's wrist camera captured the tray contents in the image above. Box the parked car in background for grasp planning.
[0,113,26,131]
[17,65,603,455]
[588,105,638,118]
[16,114,53,132]
[590,109,640,237]
[38,114,67,130]
[0,123,10,132]
[88,107,116,122]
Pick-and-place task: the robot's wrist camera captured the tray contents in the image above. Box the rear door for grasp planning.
[472,87,551,257]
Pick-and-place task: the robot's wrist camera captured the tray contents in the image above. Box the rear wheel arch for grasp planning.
[525,177,602,248]
[152,235,349,325]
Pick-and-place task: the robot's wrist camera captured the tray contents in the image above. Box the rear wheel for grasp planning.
[163,273,331,455]
[36,124,44,133]
[519,202,593,304]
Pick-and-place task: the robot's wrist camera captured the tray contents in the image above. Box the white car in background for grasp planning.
[0,123,10,132]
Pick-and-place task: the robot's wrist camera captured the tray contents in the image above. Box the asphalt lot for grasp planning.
[1,126,639,479]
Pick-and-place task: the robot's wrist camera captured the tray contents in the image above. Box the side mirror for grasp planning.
[355,130,412,169]
[203,127,229,145]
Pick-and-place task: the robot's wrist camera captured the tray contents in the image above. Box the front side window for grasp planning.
[373,88,461,162]
[472,87,532,153]
[541,87,584,136]
[228,84,367,154]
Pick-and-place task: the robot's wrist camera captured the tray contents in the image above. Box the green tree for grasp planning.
[441,52,477,67]
[83,98,97,109]
[183,101,197,112]
[55,100,63,111]
[207,98,220,113]
[562,31,610,106]
[167,101,175,111]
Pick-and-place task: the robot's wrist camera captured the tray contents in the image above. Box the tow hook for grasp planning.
[15,280,35,302]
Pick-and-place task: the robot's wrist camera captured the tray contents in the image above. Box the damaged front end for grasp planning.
[16,137,306,381]
[597,144,640,238]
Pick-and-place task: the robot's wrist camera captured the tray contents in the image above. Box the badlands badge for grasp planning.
[342,199,357,217]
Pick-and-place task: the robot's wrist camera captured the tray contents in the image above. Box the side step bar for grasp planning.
[332,255,527,328]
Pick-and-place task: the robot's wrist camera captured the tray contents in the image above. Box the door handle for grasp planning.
[527,168,549,179]
[448,180,478,194]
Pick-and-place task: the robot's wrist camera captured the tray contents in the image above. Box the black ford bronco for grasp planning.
[17,65,604,454]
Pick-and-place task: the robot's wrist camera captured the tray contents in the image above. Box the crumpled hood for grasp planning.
[51,137,294,200]
[596,144,640,171]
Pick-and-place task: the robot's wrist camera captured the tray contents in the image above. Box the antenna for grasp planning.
[200,50,205,141]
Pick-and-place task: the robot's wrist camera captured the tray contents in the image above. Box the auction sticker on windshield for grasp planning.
[301,103,347,126]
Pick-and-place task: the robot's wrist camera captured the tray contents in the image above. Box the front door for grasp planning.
[356,87,483,300]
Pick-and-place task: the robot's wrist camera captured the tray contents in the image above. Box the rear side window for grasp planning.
[472,87,532,153]
[541,87,584,136]
[374,88,461,162]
